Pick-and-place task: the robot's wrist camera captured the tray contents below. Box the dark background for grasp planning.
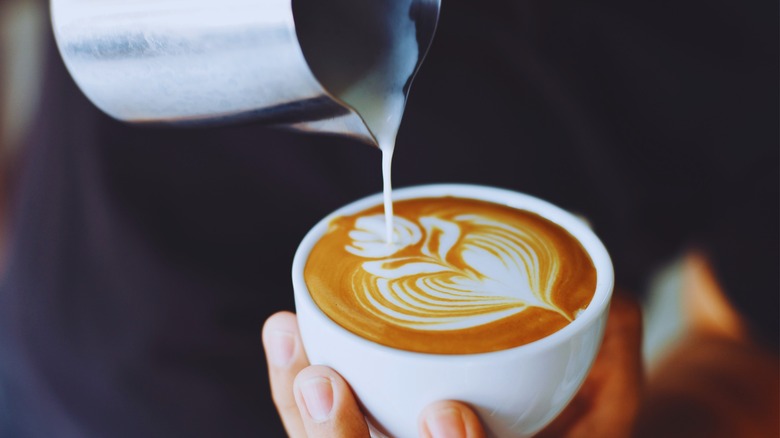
[0,0,777,436]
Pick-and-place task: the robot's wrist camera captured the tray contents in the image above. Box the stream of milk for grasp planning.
[336,7,418,244]
[294,0,420,243]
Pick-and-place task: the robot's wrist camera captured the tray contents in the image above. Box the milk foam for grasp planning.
[345,212,569,330]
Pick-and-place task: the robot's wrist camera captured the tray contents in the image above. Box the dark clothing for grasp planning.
[1,1,776,436]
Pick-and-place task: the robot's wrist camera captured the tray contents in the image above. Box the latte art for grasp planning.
[305,197,596,354]
[348,213,568,330]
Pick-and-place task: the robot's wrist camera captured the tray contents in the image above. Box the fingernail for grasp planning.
[425,407,466,438]
[266,330,295,367]
[299,377,334,422]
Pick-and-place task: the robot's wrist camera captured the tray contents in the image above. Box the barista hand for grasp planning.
[262,311,486,438]
[262,294,642,438]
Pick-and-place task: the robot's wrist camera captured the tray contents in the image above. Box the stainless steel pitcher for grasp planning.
[50,0,440,146]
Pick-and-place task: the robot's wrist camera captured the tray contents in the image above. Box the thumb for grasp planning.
[293,365,369,438]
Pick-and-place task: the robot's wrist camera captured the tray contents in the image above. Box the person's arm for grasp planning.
[634,253,779,438]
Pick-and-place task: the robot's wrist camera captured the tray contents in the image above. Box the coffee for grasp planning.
[304,196,597,354]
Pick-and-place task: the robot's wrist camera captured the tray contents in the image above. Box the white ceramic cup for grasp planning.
[292,184,614,437]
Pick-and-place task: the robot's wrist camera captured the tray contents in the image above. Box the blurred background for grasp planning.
[0,0,777,436]
[1,0,44,267]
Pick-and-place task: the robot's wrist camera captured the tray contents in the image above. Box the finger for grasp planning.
[293,365,369,438]
[419,400,486,438]
[262,311,310,438]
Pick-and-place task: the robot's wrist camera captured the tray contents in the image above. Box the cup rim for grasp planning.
[292,183,614,361]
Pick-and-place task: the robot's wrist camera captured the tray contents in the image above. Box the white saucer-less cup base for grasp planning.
[292,184,614,438]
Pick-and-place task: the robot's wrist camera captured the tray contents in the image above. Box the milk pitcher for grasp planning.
[50,0,440,146]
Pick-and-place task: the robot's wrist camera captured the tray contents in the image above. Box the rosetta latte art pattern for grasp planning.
[346,214,569,330]
[305,197,596,353]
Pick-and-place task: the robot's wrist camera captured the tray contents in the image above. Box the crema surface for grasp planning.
[305,197,597,354]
